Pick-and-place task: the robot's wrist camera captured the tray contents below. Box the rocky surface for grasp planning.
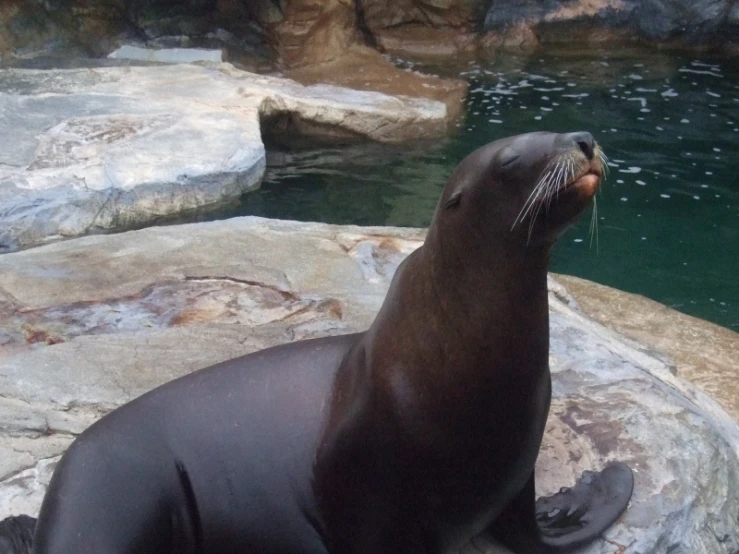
[483,0,739,48]
[359,0,484,58]
[239,1,470,122]
[0,0,124,62]
[286,45,468,121]
[2,0,736,69]
[556,274,739,423]
[261,0,360,68]
[0,62,450,253]
[1,217,738,552]
[108,44,223,63]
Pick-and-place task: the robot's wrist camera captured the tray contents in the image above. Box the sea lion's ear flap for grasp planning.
[445,190,463,210]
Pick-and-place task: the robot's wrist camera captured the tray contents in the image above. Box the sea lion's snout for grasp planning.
[555,131,604,197]
[563,131,596,160]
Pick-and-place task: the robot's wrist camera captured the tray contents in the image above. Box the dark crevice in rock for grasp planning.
[1,277,309,352]
[259,110,369,149]
[354,0,379,50]
[182,275,300,302]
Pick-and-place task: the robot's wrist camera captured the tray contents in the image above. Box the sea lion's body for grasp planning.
[313,245,553,554]
[1,131,633,554]
[34,335,357,554]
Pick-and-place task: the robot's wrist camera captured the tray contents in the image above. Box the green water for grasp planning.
[210,48,739,331]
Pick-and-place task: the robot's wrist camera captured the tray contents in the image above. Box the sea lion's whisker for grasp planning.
[524,166,557,222]
[589,195,599,252]
[521,173,552,237]
[518,182,547,231]
[515,145,591,234]
[546,160,565,210]
[513,165,555,229]
[550,157,572,207]
[598,149,609,178]
[557,158,574,203]
[530,161,565,237]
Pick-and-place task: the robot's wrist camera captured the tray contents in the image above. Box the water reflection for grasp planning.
[211,47,739,330]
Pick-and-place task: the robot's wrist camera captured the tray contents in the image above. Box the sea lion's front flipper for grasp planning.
[535,462,634,549]
[489,463,633,554]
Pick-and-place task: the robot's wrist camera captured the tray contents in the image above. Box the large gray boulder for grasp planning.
[0,63,449,253]
[0,217,737,552]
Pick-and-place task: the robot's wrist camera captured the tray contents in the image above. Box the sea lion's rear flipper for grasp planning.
[0,515,36,554]
[488,463,633,554]
[535,462,633,549]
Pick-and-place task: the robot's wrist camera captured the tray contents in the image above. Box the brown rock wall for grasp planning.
[268,0,360,67]
[361,0,487,32]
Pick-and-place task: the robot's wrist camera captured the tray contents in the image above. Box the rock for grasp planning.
[0,457,59,519]
[243,0,470,118]
[360,0,486,31]
[370,26,480,59]
[286,45,468,122]
[0,217,738,552]
[0,63,450,253]
[1,0,736,69]
[483,0,738,46]
[555,274,739,422]
[636,0,729,40]
[107,45,223,63]
[0,1,111,61]
[478,23,541,52]
[265,0,360,67]
[0,0,140,63]
[359,0,487,59]
[730,2,739,24]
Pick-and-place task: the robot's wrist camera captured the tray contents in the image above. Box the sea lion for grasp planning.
[0,131,633,554]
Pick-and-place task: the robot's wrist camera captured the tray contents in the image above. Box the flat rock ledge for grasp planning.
[1,217,738,553]
[0,63,449,253]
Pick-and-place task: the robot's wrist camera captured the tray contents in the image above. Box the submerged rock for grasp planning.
[0,217,737,552]
[0,63,449,253]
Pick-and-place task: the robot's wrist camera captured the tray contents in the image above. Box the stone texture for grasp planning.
[359,0,486,59]
[236,1,470,121]
[0,62,450,253]
[483,0,739,46]
[1,0,736,69]
[0,217,738,552]
[361,0,487,31]
[371,26,481,58]
[555,274,739,422]
[107,45,223,63]
[286,45,468,122]
[0,0,126,61]
[268,0,360,67]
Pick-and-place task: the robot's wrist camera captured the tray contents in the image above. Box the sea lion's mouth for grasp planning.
[561,171,600,196]
[559,160,603,196]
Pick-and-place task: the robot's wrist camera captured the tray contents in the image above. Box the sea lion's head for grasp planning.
[431,131,604,252]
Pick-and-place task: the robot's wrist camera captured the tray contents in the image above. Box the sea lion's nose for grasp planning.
[565,131,595,160]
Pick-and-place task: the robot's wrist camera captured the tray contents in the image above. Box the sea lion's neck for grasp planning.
[362,233,552,383]
[422,228,551,346]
